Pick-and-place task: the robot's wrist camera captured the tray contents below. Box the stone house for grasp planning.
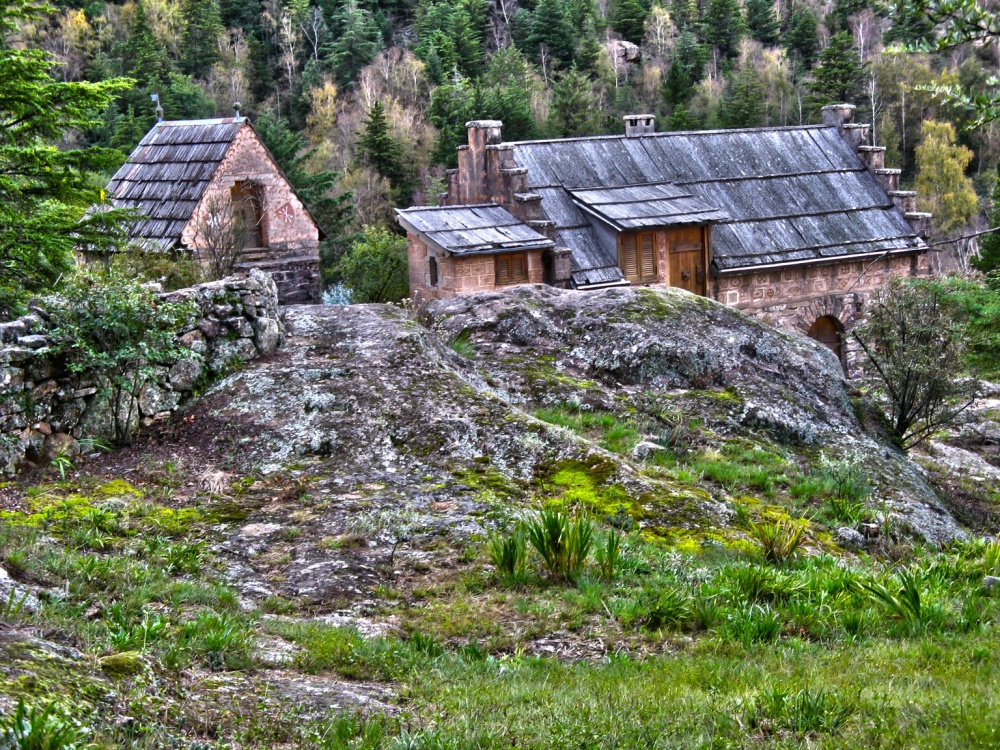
[101,116,322,304]
[396,104,932,365]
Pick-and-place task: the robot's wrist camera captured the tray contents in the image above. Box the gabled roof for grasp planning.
[396,204,554,256]
[508,125,924,285]
[105,118,246,252]
[569,182,727,230]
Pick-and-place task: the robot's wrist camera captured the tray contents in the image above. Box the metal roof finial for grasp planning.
[150,93,164,122]
[234,101,241,119]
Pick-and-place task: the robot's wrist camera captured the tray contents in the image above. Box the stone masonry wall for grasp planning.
[407,231,545,305]
[0,269,284,474]
[181,123,322,305]
[712,252,933,368]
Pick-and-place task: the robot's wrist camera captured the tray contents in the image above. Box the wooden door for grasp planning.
[667,227,706,295]
[807,316,844,362]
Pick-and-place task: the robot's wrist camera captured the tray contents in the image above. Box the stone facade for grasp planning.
[711,252,933,369]
[407,231,546,305]
[180,124,322,305]
[0,270,284,474]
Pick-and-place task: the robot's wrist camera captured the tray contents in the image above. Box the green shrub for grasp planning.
[524,510,594,581]
[339,226,409,304]
[45,267,199,445]
[855,568,932,633]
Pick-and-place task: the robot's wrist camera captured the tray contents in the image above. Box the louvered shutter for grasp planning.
[620,234,639,280]
[639,233,656,281]
[511,253,526,281]
[496,255,511,284]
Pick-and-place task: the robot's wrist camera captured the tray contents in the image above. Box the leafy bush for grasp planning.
[524,510,594,581]
[339,226,409,304]
[46,267,199,445]
[747,519,807,564]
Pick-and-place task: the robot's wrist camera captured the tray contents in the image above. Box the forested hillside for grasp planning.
[16,0,1000,276]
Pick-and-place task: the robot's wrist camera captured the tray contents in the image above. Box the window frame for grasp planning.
[618,231,658,283]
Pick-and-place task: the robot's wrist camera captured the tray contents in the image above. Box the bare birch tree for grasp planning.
[192,192,256,280]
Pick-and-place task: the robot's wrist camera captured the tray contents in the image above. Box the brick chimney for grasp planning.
[822,103,930,240]
[624,114,655,137]
[455,120,503,204]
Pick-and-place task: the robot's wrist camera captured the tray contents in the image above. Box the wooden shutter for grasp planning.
[639,232,656,281]
[619,233,638,280]
[495,253,528,285]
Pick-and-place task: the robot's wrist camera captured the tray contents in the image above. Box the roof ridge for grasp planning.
[504,124,833,148]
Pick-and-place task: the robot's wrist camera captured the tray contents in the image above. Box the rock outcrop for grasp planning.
[183,284,961,608]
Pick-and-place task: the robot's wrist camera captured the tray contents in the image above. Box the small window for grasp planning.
[619,231,657,283]
[429,256,438,287]
[495,252,529,285]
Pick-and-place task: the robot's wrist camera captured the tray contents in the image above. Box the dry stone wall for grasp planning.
[0,269,284,474]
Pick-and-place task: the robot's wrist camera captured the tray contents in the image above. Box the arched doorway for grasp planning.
[807,315,845,367]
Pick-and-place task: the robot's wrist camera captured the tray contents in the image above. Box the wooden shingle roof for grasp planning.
[105,118,246,252]
[508,125,924,286]
[396,204,554,255]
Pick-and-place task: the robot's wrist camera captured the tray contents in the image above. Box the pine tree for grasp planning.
[785,5,819,71]
[548,67,600,136]
[915,120,979,235]
[180,0,223,78]
[429,71,474,167]
[703,0,746,59]
[810,31,865,104]
[883,0,935,46]
[356,101,415,206]
[666,103,701,129]
[576,16,604,77]
[721,62,765,128]
[327,0,380,88]
[670,0,700,30]
[527,0,576,65]
[255,113,356,285]
[745,0,780,46]
[450,6,486,77]
[612,0,648,45]
[975,164,1000,273]
[0,0,133,315]
[661,28,706,106]
[125,1,172,88]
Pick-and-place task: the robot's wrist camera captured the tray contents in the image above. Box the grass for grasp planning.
[4,469,1000,748]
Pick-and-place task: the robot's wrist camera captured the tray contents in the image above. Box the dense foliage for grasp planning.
[339,225,409,303]
[45,268,199,444]
[0,0,133,318]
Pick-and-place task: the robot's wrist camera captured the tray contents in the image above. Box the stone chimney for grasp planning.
[624,114,655,137]
[822,103,930,240]
[455,120,503,204]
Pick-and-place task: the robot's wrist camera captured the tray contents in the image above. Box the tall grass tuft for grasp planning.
[856,568,927,631]
[747,519,807,564]
[489,526,527,583]
[593,530,622,581]
[985,538,1000,576]
[0,699,91,750]
[524,510,594,581]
